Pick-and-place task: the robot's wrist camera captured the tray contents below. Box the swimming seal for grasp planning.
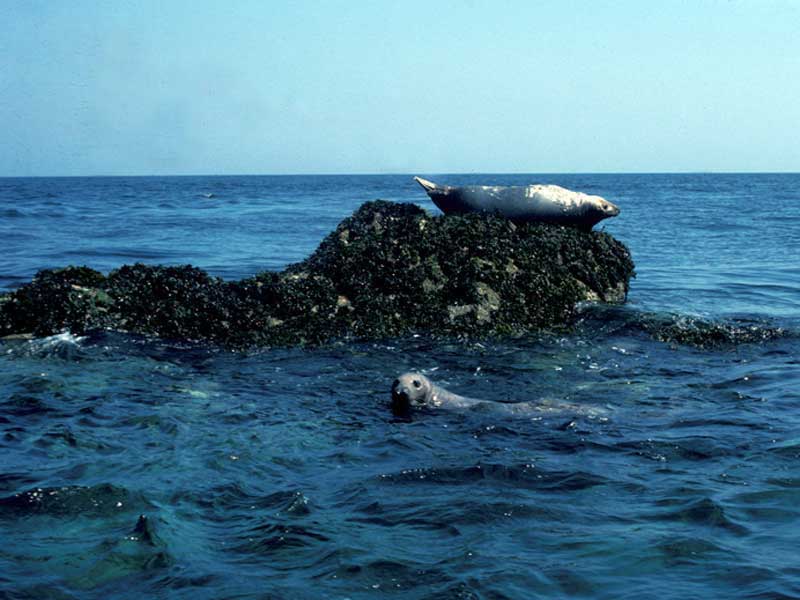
[391,372,481,415]
[414,177,620,230]
[390,372,606,419]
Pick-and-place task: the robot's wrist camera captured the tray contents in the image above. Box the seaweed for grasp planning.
[0,266,113,336]
[0,201,635,347]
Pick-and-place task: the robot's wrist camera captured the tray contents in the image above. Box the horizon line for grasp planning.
[2,170,799,179]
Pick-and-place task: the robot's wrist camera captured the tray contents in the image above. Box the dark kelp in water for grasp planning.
[0,201,634,347]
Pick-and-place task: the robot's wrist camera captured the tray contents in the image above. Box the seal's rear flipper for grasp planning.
[413,176,439,193]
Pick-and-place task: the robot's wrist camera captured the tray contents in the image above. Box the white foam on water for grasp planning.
[6,330,89,358]
[35,331,87,348]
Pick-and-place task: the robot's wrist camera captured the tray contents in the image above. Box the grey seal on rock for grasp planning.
[391,372,606,419]
[414,177,620,230]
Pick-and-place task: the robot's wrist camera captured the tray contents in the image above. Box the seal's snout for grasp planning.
[604,201,620,217]
[391,372,430,416]
[391,379,406,400]
[391,379,412,416]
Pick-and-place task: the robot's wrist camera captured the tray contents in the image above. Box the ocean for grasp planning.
[1,174,799,599]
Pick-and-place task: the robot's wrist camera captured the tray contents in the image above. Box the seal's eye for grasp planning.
[413,380,421,388]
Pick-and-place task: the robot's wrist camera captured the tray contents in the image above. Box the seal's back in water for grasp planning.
[414,176,619,230]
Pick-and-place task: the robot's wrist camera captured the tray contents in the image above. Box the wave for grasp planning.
[576,305,789,348]
[232,521,330,556]
[643,496,749,535]
[0,483,138,518]
[3,331,87,360]
[378,462,608,491]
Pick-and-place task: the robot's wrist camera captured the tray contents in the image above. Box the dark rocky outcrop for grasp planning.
[0,201,634,347]
[641,314,785,348]
[576,305,787,348]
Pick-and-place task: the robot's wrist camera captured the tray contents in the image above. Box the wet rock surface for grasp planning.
[0,201,634,347]
[577,305,788,349]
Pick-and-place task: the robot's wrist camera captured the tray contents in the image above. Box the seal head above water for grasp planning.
[390,372,607,419]
[414,176,620,230]
[391,372,482,416]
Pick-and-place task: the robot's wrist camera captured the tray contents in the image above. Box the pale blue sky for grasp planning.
[1,1,798,176]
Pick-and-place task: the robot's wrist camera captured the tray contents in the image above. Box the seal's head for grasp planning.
[585,196,620,227]
[391,372,433,416]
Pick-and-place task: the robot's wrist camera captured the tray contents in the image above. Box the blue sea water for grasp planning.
[0,174,799,599]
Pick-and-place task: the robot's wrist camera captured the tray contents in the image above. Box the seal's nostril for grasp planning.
[391,386,410,401]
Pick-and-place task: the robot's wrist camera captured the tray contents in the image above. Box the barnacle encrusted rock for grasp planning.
[0,201,635,347]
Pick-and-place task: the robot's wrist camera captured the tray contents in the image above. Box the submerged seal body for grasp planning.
[414,176,620,230]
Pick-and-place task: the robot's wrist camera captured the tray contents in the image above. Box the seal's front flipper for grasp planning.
[413,176,440,193]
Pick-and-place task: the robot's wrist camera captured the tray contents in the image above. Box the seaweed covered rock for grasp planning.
[642,314,786,348]
[0,201,635,346]
[226,271,345,346]
[576,304,787,349]
[295,201,633,338]
[0,266,113,337]
[107,264,233,340]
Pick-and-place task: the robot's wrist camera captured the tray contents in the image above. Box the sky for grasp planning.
[1,1,798,176]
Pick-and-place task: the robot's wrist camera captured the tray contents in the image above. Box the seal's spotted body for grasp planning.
[414,177,620,230]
